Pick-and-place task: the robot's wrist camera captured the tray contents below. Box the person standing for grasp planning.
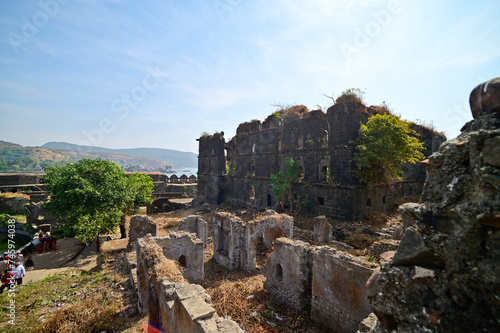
[0,270,14,294]
[38,234,44,253]
[14,251,23,265]
[11,261,25,285]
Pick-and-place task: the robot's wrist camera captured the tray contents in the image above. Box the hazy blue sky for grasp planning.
[1,0,499,153]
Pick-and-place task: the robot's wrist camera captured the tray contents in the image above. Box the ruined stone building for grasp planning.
[197,101,445,221]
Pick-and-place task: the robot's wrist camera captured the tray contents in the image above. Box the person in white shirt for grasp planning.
[11,261,25,285]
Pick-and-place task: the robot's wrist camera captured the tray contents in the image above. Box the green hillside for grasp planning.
[0,140,73,172]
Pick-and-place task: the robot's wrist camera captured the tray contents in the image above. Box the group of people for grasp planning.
[0,251,28,294]
[33,231,57,253]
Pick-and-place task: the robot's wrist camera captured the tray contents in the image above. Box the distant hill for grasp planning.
[42,142,198,168]
[0,140,73,172]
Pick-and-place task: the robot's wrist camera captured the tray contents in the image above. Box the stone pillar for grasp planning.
[313,215,332,243]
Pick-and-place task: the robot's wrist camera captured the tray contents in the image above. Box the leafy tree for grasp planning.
[44,159,153,242]
[0,158,8,172]
[351,114,425,186]
[118,173,154,238]
[270,157,300,214]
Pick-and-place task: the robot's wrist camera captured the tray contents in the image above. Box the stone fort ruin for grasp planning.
[196,101,445,221]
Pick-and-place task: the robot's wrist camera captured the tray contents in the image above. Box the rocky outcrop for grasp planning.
[366,78,500,332]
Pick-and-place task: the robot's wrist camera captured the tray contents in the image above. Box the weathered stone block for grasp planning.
[179,215,208,247]
[313,215,332,243]
[154,231,204,284]
[264,237,314,310]
[128,215,156,251]
[311,246,373,333]
[213,211,294,271]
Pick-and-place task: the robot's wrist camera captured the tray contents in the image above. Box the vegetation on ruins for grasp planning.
[270,157,301,214]
[44,158,153,241]
[335,87,366,104]
[351,114,425,186]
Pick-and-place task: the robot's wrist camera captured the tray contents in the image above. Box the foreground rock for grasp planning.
[366,78,500,332]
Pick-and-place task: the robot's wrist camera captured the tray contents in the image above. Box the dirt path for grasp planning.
[24,238,100,283]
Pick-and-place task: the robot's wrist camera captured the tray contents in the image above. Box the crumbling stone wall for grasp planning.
[179,215,208,247]
[135,234,242,333]
[127,215,156,251]
[153,231,204,284]
[311,246,374,333]
[264,237,313,310]
[197,102,445,221]
[213,210,293,271]
[366,78,500,332]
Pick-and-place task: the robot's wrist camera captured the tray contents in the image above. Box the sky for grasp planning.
[0,0,499,154]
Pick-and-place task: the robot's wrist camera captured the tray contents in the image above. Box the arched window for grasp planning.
[298,133,304,149]
[252,143,256,153]
[320,166,329,183]
[251,165,256,177]
[275,263,283,280]
[297,165,304,180]
[322,130,328,148]
[250,185,256,200]
[178,255,187,267]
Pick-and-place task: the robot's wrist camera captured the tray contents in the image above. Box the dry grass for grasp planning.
[149,213,183,236]
[335,93,364,105]
[210,276,272,333]
[152,258,186,283]
[0,191,30,199]
[344,231,374,249]
[30,294,119,333]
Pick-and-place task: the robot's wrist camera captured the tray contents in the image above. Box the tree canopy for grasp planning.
[44,159,153,241]
[351,114,425,186]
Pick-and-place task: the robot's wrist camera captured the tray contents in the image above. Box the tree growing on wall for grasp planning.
[44,159,153,241]
[351,114,425,186]
[270,157,300,214]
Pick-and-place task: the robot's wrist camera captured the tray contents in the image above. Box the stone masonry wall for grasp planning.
[197,101,445,221]
[127,215,156,251]
[135,234,242,333]
[179,215,208,247]
[153,231,204,284]
[264,237,314,310]
[213,210,293,271]
[311,246,374,333]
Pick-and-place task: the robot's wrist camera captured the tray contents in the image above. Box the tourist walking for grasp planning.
[11,262,25,285]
